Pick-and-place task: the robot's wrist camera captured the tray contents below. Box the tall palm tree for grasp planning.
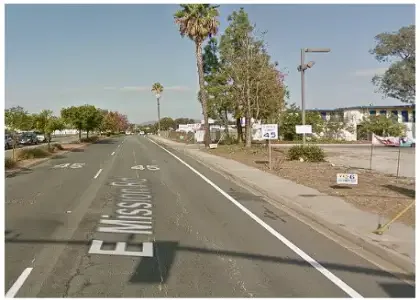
[174,4,220,147]
[151,82,164,135]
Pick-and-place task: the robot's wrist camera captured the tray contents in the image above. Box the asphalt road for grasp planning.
[5,135,79,158]
[5,135,415,297]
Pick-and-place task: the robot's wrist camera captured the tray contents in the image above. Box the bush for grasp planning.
[5,157,17,169]
[16,147,51,161]
[287,145,326,162]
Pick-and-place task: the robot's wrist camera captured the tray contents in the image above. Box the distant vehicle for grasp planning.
[19,132,38,145]
[139,131,145,136]
[33,131,47,143]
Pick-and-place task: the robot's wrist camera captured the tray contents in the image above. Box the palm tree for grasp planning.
[174,4,220,147]
[151,82,164,135]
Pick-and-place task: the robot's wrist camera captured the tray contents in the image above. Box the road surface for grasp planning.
[5,136,414,297]
[5,135,79,158]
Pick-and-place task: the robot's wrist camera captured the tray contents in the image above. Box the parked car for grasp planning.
[34,131,47,143]
[19,132,39,145]
[5,134,13,150]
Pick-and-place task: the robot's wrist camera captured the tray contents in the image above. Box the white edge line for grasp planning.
[6,267,33,298]
[117,145,121,148]
[111,151,115,156]
[147,138,364,299]
[93,168,103,179]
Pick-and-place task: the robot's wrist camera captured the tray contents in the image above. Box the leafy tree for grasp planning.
[174,118,196,127]
[159,117,176,131]
[5,106,33,158]
[359,114,406,137]
[219,8,287,147]
[323,111,355,140]
[174,4,220,147]
[151,82,164,134]
[370,25,415,104]
[81,105,103,138]
[279,104,324,141]
[202,37,232,136]
[61,106,85,140]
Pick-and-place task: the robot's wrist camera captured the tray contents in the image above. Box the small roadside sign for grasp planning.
[296,125,312,134]
[336,173,358,185]
[261,124,278,140]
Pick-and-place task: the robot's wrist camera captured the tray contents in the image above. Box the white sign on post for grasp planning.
[261,124,278,140]
[295,125,312,134]
[336,173,358,185]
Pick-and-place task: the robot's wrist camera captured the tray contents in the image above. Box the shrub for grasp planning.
[16,147,51,161]
[287,145,326,162]
[5,157,17,169]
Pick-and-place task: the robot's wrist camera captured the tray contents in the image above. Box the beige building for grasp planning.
[308,104,416,141]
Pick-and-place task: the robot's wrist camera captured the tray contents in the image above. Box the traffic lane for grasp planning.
[29,136,247,297]
[5,136,125,294]
[141,137,415,298]
[5,135,79,158]
[27,135,172,297]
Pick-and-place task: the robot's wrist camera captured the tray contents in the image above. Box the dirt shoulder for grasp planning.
[203,144,415,227]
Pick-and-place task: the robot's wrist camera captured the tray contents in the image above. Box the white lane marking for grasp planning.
[118,145,121,148]
[93,169,103,179]
[6,267,33,298]
[148,138,363,298]
[111,151,115,156]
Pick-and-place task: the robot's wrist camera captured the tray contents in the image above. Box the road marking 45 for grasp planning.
[131,165,160,171]
[53,163,85,169]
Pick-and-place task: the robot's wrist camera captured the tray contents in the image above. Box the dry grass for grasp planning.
[205,144,415,227]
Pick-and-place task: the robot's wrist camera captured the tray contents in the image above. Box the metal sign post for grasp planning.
[261,124,279,170]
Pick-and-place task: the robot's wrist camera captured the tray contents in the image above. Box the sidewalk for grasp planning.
[150,136,415,275]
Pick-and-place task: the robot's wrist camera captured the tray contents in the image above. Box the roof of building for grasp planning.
[308,104,415,112]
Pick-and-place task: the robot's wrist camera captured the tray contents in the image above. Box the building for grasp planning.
[308,104,415,141]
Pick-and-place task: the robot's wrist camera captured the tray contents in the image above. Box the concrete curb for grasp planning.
[150,137,415,276]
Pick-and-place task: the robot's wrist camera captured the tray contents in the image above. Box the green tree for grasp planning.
[159,117,176,131]
[45,116,65,149]
[174,4,220,148]
[61,106,85,140]
[81,105,103,138]
[280,104,324,141]
[359,114,406,137]
[5,106,33,158]
[323,111,355,140]
[202,37,232,137]
[151,82,164,134]
[370,25,415,104]
[219,8,287,147]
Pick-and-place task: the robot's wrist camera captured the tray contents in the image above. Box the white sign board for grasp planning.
[336,173,358,185]
[296,125,312,134]
[195,130,205,142]
[261,124,278,140]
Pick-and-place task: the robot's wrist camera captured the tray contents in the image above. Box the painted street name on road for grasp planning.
[88,177,154,257]
[131,165,160,171]
[53,163,85,169]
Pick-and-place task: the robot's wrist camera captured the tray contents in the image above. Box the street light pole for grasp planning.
[301,48,306,144]
[156,93,161,136]
[298,47,331,145]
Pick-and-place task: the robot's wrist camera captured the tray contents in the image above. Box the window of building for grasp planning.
[369,110,376,116]
[413,110,416,123]
[379,110,386,115]
[320,112,327,120]
[401,110,409,122]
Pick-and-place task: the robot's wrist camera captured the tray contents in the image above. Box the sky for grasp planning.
[5,3,415,124]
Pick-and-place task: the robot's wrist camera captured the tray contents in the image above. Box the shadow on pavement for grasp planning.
[70,148,85,152]
[5,167,34,178]
[50,155,67,160]
[4,237,415,297]
[383,185,415,199]
[94,139,119,145]
[379,282,415,298]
